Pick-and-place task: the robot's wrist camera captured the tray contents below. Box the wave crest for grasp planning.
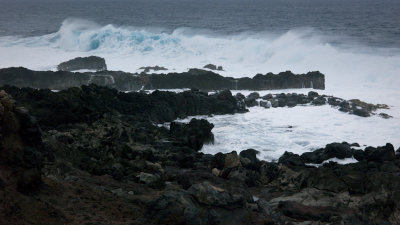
[1,18,400,100]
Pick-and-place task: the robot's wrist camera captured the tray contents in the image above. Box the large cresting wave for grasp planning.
[0,18,400,102]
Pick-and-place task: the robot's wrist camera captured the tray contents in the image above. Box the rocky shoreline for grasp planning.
[235,91,391,118]
[0,84,399,224]
[0,66,325,91]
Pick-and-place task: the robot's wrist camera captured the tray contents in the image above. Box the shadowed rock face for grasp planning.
[0,67,325,91]
[0,90,46,194]
[57,56,107,71]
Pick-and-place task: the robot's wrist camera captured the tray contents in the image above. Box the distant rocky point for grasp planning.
[139,66,168,73]
[57,56,107,71]
[203,64,223,71]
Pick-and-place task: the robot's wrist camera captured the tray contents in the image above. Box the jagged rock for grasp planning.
[379,113,393,119]
[352,108,370,117]
[259,100,271,108]
[279,152,305,167]
[203,64,223,71]
[138,172,162,187]
[0,90,45,194]
[170,119,214,151]
[364,143,396,162]
[353,150,365,161]
[224,151,242,168]
[308,91,319,99]
[188,182,243,207]
[311,96,326,105]
[57,56,107,71]
[300,143,354,164]
[244,92,260,107]
[239,149,260,170]
[235,93,245,101]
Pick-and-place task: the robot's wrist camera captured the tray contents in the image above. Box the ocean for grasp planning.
[1,0,399,159]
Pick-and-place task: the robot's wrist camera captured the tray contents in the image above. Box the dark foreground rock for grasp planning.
[0,85,399,225]
[57,56,107,71]
[170,118,214,151]
[0,67,325,91]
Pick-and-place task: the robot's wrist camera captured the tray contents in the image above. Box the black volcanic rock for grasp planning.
[1,85,246,129]
[364,143,396,162]
[279,152,305,166]
[139,66,168,73]
[0,67,325,92]
[57,56,107,71]
[203,64,223,71]
[300,143,354,164]
[0,91,46,194]
[1,84,400,224]
[170,119,214,151]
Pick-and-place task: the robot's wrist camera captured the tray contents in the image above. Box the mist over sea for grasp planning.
[0,0,399,157]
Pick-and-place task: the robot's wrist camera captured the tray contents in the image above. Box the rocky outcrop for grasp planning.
[203,64,223,71]
[170,118,214,151]
[0,67,325,91]
[57,56,107,71]
[239,91,391,118]
[139,66,168,73]
[145,69,325,90]
[1,85,246,129]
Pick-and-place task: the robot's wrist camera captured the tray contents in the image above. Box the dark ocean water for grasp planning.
[1,0,399,48]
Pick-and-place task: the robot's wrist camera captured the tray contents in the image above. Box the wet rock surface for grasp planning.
[240,91,391,118]
[0,85,399,225]
[57,56,107,71]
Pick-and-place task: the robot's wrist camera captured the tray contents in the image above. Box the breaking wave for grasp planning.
[1,18,400,101]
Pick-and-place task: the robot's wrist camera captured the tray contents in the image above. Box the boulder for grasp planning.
[138,172,162,187]
[244,92,260,107]
[170,119,214,151]
[311,96,326,106]
[239,149,260,170]
[224,151,242,168]
[203,64,223,71]
[259,100,271,108]
[308,91,319,99]
[279,152,305,167]
[300,143,353,164]
[364,143,396,162]
[188,182,242,207]
[57,56,107,71]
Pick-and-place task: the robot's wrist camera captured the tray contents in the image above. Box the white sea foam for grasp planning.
[1,18,399,160]
[176,105,400,161]
[0,18,399,95]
